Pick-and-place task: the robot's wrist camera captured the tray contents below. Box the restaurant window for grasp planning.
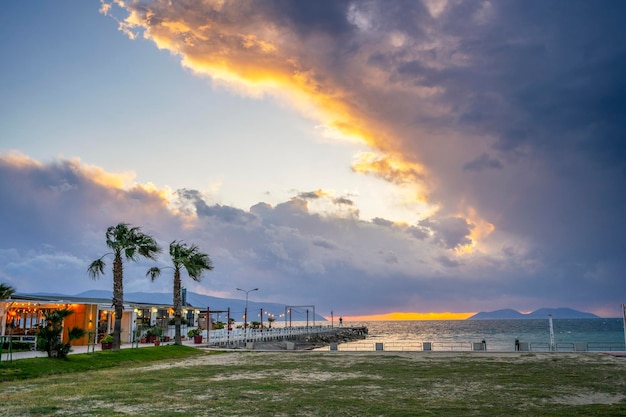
[5,307,51,335]
[186,310,195,326]
[135,308,151,327]
[97,310,111,339]
[156,309,169,328]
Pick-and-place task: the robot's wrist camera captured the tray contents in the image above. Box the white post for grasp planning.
[622,304,626,351]
[548,314,555,352]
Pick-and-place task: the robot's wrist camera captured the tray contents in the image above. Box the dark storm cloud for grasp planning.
[264,0,355,37]
[419,217,475,250]
[463,153,502,172]
[469,2,626,168]
[377,1,626,171]
[382,1,626,309]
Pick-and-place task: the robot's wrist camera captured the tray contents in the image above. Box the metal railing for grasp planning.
[202,325,336,346]
[335,341,477,352]
[323,340,626,353]
[585,342,625,352]
[1,335,38,362]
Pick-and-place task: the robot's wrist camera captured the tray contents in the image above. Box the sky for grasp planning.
[1,0,625,319]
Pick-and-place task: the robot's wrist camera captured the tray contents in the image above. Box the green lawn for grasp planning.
[1,349,625,416]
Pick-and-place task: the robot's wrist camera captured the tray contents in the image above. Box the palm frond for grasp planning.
[0,283,16,300]
[68,326,86,341]
[124,246,137,261]
[146,267,162,281]
[87,259,106,279]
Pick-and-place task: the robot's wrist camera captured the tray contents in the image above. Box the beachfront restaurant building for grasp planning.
[1,293,201,346]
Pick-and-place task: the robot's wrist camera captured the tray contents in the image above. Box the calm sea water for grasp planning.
[336,319,625,352]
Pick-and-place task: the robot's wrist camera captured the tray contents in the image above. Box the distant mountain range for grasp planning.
[468,308,599,320]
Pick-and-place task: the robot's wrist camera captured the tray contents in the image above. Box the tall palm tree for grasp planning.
[88,223,160,351]
[147,241,213,345]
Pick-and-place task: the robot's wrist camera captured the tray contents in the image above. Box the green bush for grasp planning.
[37,308,86,359]
[145,327,163,338]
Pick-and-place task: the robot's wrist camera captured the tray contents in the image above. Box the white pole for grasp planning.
[622,304,626,351]
[548,314,555,352]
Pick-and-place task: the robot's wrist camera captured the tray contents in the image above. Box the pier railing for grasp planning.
[203,325,336,347]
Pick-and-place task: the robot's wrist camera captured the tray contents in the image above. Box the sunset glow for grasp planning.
[335,312,476,322]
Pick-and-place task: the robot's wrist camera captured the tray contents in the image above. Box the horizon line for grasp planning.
[325,312,476,321]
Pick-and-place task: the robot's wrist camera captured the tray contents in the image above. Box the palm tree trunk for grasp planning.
[173,269,182,345]
[112,252,124,351]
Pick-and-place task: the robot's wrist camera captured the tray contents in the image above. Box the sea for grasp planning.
[330,318,626,352]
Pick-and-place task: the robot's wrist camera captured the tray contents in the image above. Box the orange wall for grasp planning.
[63,304,98,346]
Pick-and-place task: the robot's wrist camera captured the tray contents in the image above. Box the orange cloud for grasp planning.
[0,151,43,169]
[1,152,136,191]
[351,152,428,185]
[108,2,415,164]
[71,159,136,190]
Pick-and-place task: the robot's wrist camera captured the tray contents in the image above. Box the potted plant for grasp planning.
[188,328,202,344]
[101,334,114,350]
[145,326,163,343]
[145,328,155,343]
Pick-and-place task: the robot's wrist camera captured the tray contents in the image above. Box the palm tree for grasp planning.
[147,241,213,345]
[0,283,15,300]
[1,283,16,337]
[88,223,160,351]
[37,308,86,358]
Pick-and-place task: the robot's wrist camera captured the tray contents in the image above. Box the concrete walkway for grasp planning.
[1,339,202,362]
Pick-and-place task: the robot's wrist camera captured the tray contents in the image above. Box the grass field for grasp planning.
[1,346,625,416]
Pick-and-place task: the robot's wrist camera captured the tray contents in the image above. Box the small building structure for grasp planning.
[1,293,202,346]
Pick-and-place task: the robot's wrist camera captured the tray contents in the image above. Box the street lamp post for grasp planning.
[236,287,258,341]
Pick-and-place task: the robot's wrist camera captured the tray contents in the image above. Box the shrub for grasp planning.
[36,308,86,359]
